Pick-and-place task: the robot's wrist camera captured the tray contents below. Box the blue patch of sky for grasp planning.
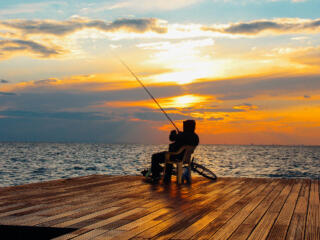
[1,0,319,22]
[150,0,320,24]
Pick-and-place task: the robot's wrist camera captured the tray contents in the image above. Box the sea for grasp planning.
[0,143,319,187]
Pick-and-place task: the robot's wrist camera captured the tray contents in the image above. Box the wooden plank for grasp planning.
[247,181,293,240]
[0,204,45,218]
[28,181,152,226]
[305,180,320,240]
[207,180,278,240]
[97,220,161,240]
[285,179,310,240]
[0,176,318,240]
[4,187,141,226]
[51,208,145,240]
[172,180,267,239]
[190,180,270,240]
[266,180,302,240]
[225,179,285,240]
[151,179,255,240]
[134,179,240,239]
[52,207,120,228]
[80,207,171,239]
[117,208,170,231]
[52,228,106,240]
[77,179,232,240]
[40,196,151,228]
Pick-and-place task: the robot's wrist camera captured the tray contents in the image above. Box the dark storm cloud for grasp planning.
[0,18,167,36]
[202,18,320,35]
[0,39,61,57]
[0,79,9,83]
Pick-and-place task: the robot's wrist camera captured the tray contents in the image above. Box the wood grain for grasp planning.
[0,175,318,240]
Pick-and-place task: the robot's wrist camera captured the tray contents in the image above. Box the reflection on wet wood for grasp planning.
[0,175,319,239]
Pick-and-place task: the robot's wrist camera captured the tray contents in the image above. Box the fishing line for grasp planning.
[113,53,219,181]
[115,54,180,132]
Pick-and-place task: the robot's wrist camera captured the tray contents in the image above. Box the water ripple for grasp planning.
[0,143,319,186]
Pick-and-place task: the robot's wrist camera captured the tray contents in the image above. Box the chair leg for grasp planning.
[163,163,167,181]
[187,166,192,184]
[177,162,183,184]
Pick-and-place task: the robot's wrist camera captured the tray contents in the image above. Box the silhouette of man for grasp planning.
[150,119,199,183]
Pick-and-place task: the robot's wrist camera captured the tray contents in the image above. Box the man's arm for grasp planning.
[169,130,177,141]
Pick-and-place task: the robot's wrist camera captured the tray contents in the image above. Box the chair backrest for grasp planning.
[181,145,196,164]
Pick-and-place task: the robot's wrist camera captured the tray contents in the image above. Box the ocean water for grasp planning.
[0,143,319,187]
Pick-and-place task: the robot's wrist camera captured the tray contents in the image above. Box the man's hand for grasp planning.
[170,130,177,135]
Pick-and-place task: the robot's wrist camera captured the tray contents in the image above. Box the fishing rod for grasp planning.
[116,56,180,132]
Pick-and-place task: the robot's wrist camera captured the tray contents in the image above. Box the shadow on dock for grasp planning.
[0,225,76,239]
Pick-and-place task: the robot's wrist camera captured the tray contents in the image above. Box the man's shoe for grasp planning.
[163,179,171,184]
[145,176,160,184]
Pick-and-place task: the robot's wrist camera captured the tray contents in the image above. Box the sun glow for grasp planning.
[154,69,210,85]
[99,94,210,109]
[163,94,209,108]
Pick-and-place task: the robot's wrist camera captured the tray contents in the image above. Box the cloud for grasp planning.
[0,110,106,120]
[0,116,163,143]
[202,18,320,35]
[137,38,214,50]
[34,78,58,85]
[286,46,320,66]
[0,39,63,59]
[233,103,258,110]
[133,110,192,121]
[0,80,183,112]
[266,45,320,66]
[0,79,9,83]
[0,18,167,36]
[1,71,320,143]
[1,17,318,46]
[189,74,320,100]
[0,91,16,96]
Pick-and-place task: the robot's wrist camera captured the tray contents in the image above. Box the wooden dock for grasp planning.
[0,175,319,239]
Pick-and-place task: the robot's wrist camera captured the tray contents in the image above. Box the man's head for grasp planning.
[183,119,196,133]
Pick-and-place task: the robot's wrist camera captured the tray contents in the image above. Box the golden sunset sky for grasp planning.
[0,0,320,144]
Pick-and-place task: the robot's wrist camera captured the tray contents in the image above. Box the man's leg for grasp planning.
[163,163,173,183]
[151,151,166,180]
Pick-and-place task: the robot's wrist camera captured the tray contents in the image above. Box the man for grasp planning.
[149,119,199,183]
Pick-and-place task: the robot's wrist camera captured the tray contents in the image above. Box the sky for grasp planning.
[0,0,320,145]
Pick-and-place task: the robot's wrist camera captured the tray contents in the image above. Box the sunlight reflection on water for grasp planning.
[0,143,319,186]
